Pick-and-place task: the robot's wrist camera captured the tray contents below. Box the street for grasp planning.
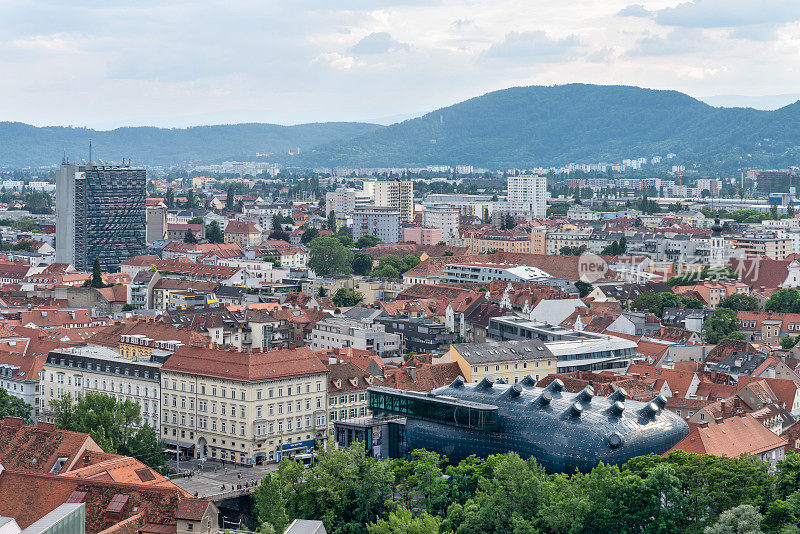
[167,458,279,498]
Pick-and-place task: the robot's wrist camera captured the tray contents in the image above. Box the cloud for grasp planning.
[628,29,708,56]
[729,24,780,41]
[618,4,652,18]
[451,19,473,29]
[313,52,366,70]
[350,32,410,54]
[485,31,583,62]
[654,0,800,28]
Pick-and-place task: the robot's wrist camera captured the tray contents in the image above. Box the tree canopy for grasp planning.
[332,288,364,307]
[0,387,32,422]
[308,236,353,277]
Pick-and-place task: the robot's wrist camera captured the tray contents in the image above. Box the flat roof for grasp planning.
[50,346,162,367]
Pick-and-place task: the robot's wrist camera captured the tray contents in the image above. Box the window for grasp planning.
[257,406,262,418]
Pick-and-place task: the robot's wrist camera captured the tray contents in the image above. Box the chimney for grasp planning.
[35,421,55,433]
[720,400,726,414]
[2,417,23,429]
[407,366,417,382]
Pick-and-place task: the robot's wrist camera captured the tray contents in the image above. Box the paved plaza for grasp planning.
[167,458,279,498]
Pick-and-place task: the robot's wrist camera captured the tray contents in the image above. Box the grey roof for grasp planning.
[713,350,767,376]
[284,519,328,534]
[342,306,385,322]
[453,339,554,364]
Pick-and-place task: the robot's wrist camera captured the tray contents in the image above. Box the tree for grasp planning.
[704,504,762,534]
[206,221,224,243]
[559,245,587,256]
[368,506,439,534]
[332,288,363,307]
[781,336,800,349]
[766,288,800,314]
[630,292,666,316]
[122,304,137,312]
[772,203,779,221]
[601,240,621,255]
[253,473,289,534]
[719,293,760,312]
[263,256,281,268]
[703,307,742,344]
[681,296,704,309]
[789,203,796,218]
[574,280,593,298]
[352,253,374,276]
[90,258,104,288]
[503,213,515,230]
[183,229,197,244]
[165,188,175,209]
[327,210,337,232]
[356,234,381,249]
[301,228,319,245]
[268,230,290,242]
[49,392,165,472]
[308,236,353,277]
[0,387,32,422]
[226,184,234,211]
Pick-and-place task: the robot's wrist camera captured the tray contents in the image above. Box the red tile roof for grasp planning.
[161,345,328,382]
[669,413,787,457]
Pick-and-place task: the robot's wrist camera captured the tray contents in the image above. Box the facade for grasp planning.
[353,206,401,244]
[463,228,537,254]
[368,180,413,222]
[146,205,167,243]
[506,175,547,219]
[438,262,552,285]
[448,339,558,384]
[159,345,329,464]
[310,317,401,357]
[422,204,460,239]
[224,220,262,247]
[40,346,163,430]
[545,230,592,255]
[55,162,147,271]
[731,233,792,260]
[402,226,442,246]
[325,188,370,217]
[326,361,373,431]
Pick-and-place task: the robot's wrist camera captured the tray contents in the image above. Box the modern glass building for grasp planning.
[335,376,689,473]
[56,162,146,271]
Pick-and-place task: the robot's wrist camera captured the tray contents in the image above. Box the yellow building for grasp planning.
[160,345,329,465]
[447,339,558,384]
[463,228,538,254]
[224,220,262,247]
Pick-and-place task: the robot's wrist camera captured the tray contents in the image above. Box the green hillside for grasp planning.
[295,84,800,170]
[0,121,382,168]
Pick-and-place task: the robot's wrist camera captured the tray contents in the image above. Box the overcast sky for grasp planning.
[2,0,800,129]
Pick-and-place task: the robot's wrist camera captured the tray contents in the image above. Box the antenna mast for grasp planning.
[89,139,92,164]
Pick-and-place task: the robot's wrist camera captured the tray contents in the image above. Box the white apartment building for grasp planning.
[353,206,401,244]
[40,346,163,430]
[366,180,414,222]
[310,317,401,357]
[160,345,329,465]
[422,204,460,239]
[506,175,547,219]
[325,189,370,217]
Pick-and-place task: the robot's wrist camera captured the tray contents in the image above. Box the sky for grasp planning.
[2,0,800,129]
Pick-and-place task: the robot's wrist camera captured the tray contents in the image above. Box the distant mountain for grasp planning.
[296,84,800,170]
[699,94,800,110]
[0,121,382,168]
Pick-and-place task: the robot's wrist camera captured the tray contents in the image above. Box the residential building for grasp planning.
[224,220,262,247]
[353,206,401,244]
[159,345,329,464]
[505,175,547,219]
[463,228,537,254]
[55,162,147,271]
[545,230,592,255]
[325,360,373,430]
[375,316,455,354]
[367,180,413,222]
[438,262,552,285]
[669,413,787,464]
[402,226,442,246]
[731,232,793,260]
[422,204,460,239]
[40,346,163,430]
[325,188,370,217]
[310,317,401,357]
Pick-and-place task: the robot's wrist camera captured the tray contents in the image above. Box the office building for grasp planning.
[56,162,146,271]
[367,180,413,222]
[310,317,401,357]
[353,206,401,244]
[146,205,167,243]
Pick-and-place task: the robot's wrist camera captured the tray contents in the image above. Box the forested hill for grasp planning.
[0,121,382,168]
[295,84,800,170]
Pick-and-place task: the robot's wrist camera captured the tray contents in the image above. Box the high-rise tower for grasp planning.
[55,161,146,271]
